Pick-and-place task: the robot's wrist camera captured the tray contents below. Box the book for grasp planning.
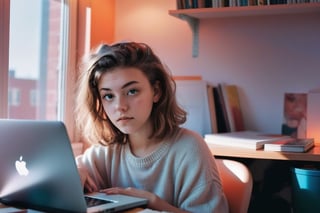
[281,93,307,138]
[213,86,230,133]
[264,138,314,153]
[176,0,184,9]
[204,131,290,150]
[175,78,212,136]
[198,0,206,8]
[219,83,245,132]
[207,85,218,133]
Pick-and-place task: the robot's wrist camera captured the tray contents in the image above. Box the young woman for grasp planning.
[75,42,228,212]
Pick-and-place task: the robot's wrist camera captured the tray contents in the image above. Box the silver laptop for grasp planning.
[0,119,148,212]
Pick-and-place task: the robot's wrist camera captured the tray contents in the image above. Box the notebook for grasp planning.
[0,119,148,212]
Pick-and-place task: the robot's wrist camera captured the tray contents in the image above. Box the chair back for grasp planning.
[216,159,253,213]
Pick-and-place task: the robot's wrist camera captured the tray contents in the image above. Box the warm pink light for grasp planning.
[307,125,320,145]
[306,90,320,145]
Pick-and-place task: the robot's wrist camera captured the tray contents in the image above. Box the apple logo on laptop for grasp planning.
[15,156,29,176]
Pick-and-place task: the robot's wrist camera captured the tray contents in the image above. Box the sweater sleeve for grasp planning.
[75,145,110,190]
[173,130,229,213]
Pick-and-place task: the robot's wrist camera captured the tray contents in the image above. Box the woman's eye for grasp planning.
[103,94,114,101]
[128,89,138,96]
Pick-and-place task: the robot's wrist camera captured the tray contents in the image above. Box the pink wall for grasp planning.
[114,0,320,134]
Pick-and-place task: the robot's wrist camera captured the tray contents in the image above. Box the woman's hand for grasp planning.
[100,187,188,213]
[78,167,98,193]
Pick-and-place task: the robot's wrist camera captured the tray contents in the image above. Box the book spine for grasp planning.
[214,86,230,133]
[207,85,218,133]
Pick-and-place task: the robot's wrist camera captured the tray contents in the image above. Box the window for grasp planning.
[30,89,38,107]
[0,0,78,142]
[8,88,20,106]
[9,0,61,120]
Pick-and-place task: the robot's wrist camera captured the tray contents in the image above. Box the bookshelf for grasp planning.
[168,3,320,57]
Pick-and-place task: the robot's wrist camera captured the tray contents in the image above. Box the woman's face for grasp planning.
[284,94,306,120]
[98,67,160,135]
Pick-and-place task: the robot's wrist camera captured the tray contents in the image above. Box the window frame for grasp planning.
[59,0,78,143]
[0,0,10,118]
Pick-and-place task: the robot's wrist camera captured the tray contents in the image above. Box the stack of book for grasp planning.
[204,131,290,150]
[205,131,315,152]
[264,138,314,152]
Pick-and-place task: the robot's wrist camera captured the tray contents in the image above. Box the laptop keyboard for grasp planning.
[85,196,113,207]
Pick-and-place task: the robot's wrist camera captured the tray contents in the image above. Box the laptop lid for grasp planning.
[0,119,148,212]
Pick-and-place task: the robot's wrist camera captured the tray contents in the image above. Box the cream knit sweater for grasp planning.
[76,128,228,213]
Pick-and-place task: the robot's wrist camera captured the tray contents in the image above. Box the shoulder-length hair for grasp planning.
[75,42,186,146]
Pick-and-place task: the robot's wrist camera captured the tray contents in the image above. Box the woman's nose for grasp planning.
[115,96,128,112]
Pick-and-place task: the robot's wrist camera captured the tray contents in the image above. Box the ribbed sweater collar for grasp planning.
[124,140,171,168]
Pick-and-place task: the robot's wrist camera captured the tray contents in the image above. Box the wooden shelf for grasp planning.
[169,3,320,19]
[169,3,320,57]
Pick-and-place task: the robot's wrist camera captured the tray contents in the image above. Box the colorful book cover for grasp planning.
[220,83,245,132]
[281,93,307,139]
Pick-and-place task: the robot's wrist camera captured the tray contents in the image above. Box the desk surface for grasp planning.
[0,203,144,213]
[208,144,320,162]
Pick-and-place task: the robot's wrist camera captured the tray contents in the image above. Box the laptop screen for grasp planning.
[0,119,148,213]
[0,119,88,212]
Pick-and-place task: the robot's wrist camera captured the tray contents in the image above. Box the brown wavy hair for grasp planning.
[75,42,186,146]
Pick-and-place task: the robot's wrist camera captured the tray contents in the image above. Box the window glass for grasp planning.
[8,0,62,120]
